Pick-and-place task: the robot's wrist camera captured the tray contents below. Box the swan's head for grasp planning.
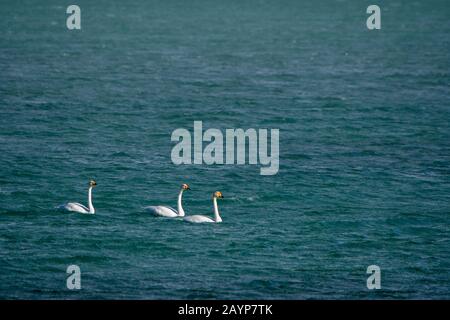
[89,180,97,187]
[181,183,190,191]
[213,191,224,199]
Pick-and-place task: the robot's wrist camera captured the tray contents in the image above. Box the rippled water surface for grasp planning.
[0,0,449,299]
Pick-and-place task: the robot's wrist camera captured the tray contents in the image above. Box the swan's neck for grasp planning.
[88,187,95,214]
[213,197,222,222]
[177,189,185,217]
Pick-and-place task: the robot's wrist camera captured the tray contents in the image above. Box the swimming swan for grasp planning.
[144,184,190,217]
[184,191,224,223]
[58,180,97,214]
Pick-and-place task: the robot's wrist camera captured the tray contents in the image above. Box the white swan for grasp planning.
[144,184,190,217]
[58,180,97,214]
[184,191,224,223]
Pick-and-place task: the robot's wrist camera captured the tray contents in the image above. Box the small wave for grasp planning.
[227,195,259,203]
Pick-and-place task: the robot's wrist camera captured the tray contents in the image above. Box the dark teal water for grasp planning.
[0,0,449,299]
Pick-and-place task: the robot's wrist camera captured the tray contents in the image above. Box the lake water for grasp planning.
[0,0,449,299]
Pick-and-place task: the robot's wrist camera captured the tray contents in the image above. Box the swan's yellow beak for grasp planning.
[89,180,97,187]
[182,183,190,190]
[214,191,224,199]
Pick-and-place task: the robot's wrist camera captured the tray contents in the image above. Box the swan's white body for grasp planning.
[59,186,95,214]
[145,205,179,217]
[184,197,222,223]
[145,188,186,217]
